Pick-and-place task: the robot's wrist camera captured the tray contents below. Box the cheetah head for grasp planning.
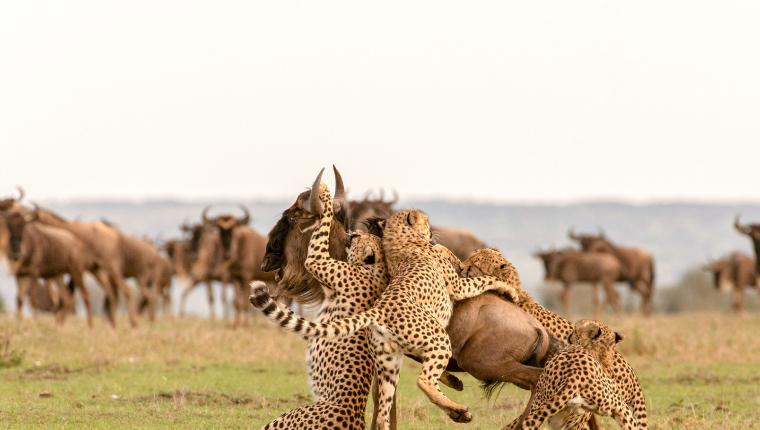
[381,209,432,246]
[347,231,384,266]
[460,248,523,291]
[569,319,623,351]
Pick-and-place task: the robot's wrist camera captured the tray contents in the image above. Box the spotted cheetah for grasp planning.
[251,178,387,429]
[519,320,642,429]
[251,206,520,429]
[461,249,647,430]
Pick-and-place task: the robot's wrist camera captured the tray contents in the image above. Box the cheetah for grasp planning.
[519,319,642,430]
[461,248,647,430]
[251,178,387,429]
[251,205,520,429]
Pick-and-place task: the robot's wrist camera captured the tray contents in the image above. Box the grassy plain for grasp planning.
[1,313,760,429]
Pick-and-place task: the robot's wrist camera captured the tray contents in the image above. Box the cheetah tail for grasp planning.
[249,281,377,339]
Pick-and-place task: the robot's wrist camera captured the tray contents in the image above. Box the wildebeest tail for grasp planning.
[249,281,376,338]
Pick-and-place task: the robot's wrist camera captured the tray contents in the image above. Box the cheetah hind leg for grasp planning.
[373,340,403,430]
[415,332,471,423]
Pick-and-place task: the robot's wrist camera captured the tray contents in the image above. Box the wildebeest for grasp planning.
[432,226,488,261]
[198,205,274,325]
[182,220,234,319]
[735,215,760,280]
[704,252,757,312]
[534,248,622,317]
[1,209,96,326]
[0,187,26,258]
[261,167,560,429]
[33,207,140,326]
[348,190,397,232]
[568,228,656,314]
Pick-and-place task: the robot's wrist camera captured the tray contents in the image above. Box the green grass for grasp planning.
[1,314,760,429]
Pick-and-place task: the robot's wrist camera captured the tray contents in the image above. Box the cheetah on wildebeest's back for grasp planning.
[251,201,521,429]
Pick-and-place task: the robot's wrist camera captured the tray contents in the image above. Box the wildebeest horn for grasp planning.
[238,205,251,226]
[390,189,399,204]
[16,186,25,201]
[308,168,325,215]
[568,227,580,240]
[201,206,212,223]
[735,214,751,235]
[333,165,345,207]
[377,189,385,202]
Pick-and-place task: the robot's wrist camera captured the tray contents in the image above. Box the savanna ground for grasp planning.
[1,313,759,429]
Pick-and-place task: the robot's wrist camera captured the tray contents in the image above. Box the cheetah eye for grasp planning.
[499,264,508,270]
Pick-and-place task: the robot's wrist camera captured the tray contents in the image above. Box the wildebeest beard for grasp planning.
[261,190,351,305]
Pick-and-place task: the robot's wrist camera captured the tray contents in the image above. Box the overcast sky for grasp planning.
[1,1,758,203]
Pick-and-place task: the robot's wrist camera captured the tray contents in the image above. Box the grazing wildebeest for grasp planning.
[1,209,96,326]
[569,228,656,315]
[261,167,556,429]
[735,215,760,282]
[199,205,274,326]
[704,252,758,312]
[534,248,622,317]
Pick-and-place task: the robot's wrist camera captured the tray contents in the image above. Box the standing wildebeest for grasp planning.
[34,207,140,326]
[198,205,274,326]
[260,167,555,429]
[534,248,622,317]
[735,215,760,283]
[1,209,96,326]
[182,220,233,319]
[117,232,172,321]
[569,228,656,315]
[704,252,758,312]
[432,226,488,261]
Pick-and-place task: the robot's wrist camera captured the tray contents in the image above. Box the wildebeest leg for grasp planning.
[603,279,622,315]
[71,271,93,328]
[15,276,32,321]
[560,282,571,317]
[95,270,118,327]
[178,281,198,317]
[137,274,157,322]
[732,286,745,313]
[591,283,601,319]
[206,282,216,320]
[634,280,653,316]
[56,276,75,324]
[110,269,138,327]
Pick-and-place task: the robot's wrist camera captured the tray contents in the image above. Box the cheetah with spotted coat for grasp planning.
[462,248,647,430]
[251,204,520,429]
[520,319,642,429]
[251,178,386,429]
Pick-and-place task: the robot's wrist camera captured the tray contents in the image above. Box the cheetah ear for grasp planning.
[614,332,624,343]
[406,211,416,226]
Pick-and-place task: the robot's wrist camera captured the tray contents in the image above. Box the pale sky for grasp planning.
[1,1,759,203]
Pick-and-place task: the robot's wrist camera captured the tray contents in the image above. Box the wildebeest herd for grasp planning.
[1,168,759,429]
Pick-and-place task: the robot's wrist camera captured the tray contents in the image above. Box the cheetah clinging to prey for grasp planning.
[251,204,520,429]
[519,320,643,430]
[462,248,647,430]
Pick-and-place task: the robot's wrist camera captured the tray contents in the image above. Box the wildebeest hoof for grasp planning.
[447,408,472,423]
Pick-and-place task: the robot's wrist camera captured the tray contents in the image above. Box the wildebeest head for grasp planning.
[2,208,36,261]
[0,186,24,212]
[201,205,250,260]
[735,214,760,242]
[567,227,610,252]
[164,238,192,279]
[261,166,350,304]
[533,248,568,281]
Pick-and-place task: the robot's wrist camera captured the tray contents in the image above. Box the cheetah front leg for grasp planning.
[450,276,520,303]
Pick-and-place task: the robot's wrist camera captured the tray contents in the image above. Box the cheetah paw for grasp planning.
[248,281,270,308]
[447,408,472,423]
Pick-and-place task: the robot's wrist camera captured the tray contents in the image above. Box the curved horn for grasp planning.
[332,165,345,206]
[238,204,251,226]
[201,206,212,223]
[308,168,325,215]
[568,226,580,240]
[735,214,751,235]
[390,189,399,204]
[16,186,25,202]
